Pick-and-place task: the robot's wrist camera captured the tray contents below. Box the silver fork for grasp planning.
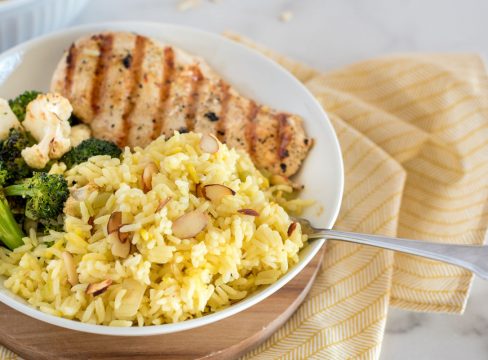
[294,217,488,280]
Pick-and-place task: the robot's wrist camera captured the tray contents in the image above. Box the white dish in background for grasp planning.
[0,22,344,336]
[0,0,90,52]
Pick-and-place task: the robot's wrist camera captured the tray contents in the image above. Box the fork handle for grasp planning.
[314,229,488,280]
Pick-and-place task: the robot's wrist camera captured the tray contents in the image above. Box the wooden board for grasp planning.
[0,248,324,360]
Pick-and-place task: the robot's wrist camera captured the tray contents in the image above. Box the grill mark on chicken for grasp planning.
[90,34,114,115]
[245,101,259,159]
[120,35,147,146]
[185,65,204,131]
[153,46,175,139]
[64,43,77,96]
[277,113,291,160]
[216,80,230,141]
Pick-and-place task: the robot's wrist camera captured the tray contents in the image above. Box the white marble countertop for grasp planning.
[34,0,488,358]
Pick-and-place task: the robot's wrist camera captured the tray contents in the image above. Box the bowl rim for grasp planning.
[0,21,344,336]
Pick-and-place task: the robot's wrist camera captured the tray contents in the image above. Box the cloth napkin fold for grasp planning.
[2,39,488,360]
[226,35,488,359]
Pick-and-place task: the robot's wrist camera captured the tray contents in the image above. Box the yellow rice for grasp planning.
[0,132,308,326]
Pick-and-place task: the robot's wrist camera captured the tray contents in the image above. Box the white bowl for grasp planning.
[0,0,90,52]
[0,22,344,336]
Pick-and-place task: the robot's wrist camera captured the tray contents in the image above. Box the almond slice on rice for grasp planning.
[156,197,172,212]
[142,162,158,193]
[172,210,208,239]
[237,209,260,217]
[110,232,131,258]
[86,279,113,296]
[287,222,297,236]
[62,251,78,286]
[269,174,304,190]
[199,134,219,154]
[107,211,122,234]
[195,183,204,198]
[203,184,235,202]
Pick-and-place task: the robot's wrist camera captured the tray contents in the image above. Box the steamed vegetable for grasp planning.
[61,138,122,169]
[21,93,73,169]
[0,128,34,185]
[0,172,24,250]
[4,172,69,221]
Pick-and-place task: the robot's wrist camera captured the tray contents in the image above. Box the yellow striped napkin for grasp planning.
[2,39,488,359]
[226,35,488,359]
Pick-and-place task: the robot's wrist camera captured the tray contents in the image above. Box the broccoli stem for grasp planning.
[4,184,30,197]
[0,197,24,250]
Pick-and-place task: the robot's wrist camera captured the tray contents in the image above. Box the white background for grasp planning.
[52,0,488,358]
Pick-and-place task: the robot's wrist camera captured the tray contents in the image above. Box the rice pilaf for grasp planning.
[0,132,309,326]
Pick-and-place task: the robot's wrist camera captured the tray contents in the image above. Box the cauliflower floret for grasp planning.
[21,136,51,169]
[21,93,73,169]
[70,124,92,147]
[0,98,22,140]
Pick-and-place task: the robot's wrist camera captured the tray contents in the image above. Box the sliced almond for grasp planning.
[270,174,304,190]
[118,230,132,244]
[195,183,204,198]
[172,210,208,239]
[86,279,113,296]
[156,197,172,212]
[287,222,297,236]
[107,211,122,234]
[88,216,95,235]
[110,232,131,258]
[62,251,78,286]
[238,209,260,217]
[203,184,235,202]
[142,162,158,193]
[199,134,220,154]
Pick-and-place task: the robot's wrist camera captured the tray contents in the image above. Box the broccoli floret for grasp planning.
[8,90,41,121]
[0,128,35,185]
[0,188,24,250]
[4,172,69,222]
[38,216,65,234]
[61,138,122,169]
[0,169,7,187]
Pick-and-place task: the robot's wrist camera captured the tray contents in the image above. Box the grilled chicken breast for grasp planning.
[51,32,312,177]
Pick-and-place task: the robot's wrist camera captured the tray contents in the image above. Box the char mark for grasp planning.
[153,46,175,139]
[216,81,230,142]
[120,35,147,146]
[277,113,292,160]
[64,43,77,96]
[90,34,114,115]
[185,65,204,132]
[245,101,259,159]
